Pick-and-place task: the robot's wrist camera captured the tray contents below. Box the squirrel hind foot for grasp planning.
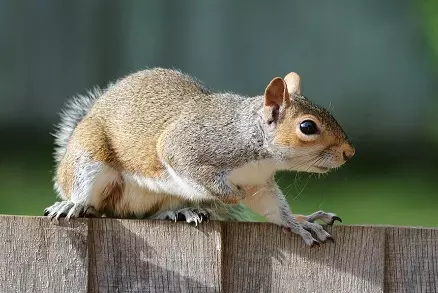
[152,207,209,226]
[44,201,101,221]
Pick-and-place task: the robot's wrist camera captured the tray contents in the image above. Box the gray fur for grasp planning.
[158,94,272,201]
[53,87,103,163]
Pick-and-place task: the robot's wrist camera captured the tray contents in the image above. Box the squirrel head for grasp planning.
[263,72,355,173]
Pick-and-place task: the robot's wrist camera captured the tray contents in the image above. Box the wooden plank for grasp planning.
[88,219,222,293]
[1,215,437,292]
[222,222,385,293]
[385,226,438,293]
[0,215,89,293]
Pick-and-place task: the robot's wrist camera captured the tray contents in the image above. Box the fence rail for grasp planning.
[0,215,437,293]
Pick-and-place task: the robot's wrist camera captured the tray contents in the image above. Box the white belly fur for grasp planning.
[117,162,216,217]
[93,159,278,217]
[123,164,214,200]
[227,159,279,187]
[118,176,185,217]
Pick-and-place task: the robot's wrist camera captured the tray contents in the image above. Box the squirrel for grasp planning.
[44,68,355,246]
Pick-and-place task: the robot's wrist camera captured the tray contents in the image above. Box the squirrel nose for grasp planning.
[342,144,355,161]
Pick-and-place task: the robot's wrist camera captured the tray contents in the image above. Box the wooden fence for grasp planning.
[0,215,437,293]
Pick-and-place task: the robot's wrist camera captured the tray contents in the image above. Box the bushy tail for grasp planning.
[53,87,104,163]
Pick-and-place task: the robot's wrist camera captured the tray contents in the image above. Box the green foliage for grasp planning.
[419,0,438,142]
[420,0,438,65]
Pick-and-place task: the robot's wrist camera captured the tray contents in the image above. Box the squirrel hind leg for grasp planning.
[51,146,123,220]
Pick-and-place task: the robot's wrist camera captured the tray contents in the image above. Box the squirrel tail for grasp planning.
[52,86,104,163]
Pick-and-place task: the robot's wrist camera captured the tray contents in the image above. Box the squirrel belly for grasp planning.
[46,67,355,246]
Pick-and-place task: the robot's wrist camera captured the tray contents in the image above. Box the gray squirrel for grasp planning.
[45,68,355,246]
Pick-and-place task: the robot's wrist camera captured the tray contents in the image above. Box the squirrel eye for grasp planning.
[299,120,318,135]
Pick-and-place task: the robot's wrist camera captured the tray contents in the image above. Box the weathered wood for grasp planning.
[385,226,438,293]
[223,223,385,293]
[0,216,89,293]
[88,219,222,293]
[0,215,437,293]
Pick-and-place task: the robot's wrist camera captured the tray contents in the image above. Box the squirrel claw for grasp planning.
[325,235,335,243]
[310,240,320,248]
[304,210,342,226]
[154,207,210,226]
[44,201,98,222]
[198,210,209,222]
[175,213,186,222]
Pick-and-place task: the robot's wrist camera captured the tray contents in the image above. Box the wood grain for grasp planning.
[0,215,89,293]
[222,222,385,293]
[88,219,222,293]
[385,226,438,293]
[0,216,437,293]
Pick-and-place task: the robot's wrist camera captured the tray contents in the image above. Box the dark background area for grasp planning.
[0,1,437,226]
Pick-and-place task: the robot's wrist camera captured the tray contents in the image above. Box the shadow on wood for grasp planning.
[0,215,436,293]
[88,218,221,292]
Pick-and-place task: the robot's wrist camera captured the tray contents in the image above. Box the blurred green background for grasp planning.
[0,1,437,227]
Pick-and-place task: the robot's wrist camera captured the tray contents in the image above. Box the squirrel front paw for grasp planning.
[283,211,342,247]
[298,210,342,226]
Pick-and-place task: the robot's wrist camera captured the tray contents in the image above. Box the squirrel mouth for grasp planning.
[314,166,330,172]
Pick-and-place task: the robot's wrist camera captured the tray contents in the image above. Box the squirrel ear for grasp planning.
[264,77,290,108]
[264,77,290,124]
[284,72,301,95]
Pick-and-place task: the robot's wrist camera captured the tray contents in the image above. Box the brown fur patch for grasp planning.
[274,112,313,148]
[295,214,306,223]
[222,196,241,205]
[75,113,164,178]
[73,117,117,165]
[274,98,346,151]
[56,151,75,198]
[100,178,124,213]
